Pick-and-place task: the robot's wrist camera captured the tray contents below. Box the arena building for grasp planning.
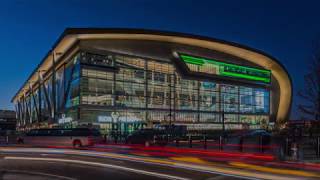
[12,28,292,136]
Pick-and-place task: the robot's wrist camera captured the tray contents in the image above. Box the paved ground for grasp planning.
[0,155,170,180]
[0,151,244,180]
[1,147,320,180]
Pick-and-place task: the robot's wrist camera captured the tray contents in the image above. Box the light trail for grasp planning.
[0,169,77,180]
[0,147,310,180]
[229,162,320,178]
[130,146,276,161]
[4,156,190,180]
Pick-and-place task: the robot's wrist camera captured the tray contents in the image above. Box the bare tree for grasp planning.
[298,45,320,120]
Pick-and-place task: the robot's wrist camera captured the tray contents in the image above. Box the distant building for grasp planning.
[0,110,16,134]
[12,28,292,135]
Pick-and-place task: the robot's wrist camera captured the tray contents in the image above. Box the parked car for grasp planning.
[17,128,102,148]
[227,129,271,138]
[225,129,271,152]
[126,128,168,146]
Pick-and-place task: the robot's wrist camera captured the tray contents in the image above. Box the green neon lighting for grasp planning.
[221,71,269,82]
[180,54,271,83]
[183,58,203,65]
[180,55,205,65]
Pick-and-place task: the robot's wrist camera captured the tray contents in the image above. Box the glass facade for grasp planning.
[15,50,271,134]
[15,54,81,130]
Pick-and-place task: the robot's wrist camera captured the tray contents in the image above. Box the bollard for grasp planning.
[189,135,192,148]
[104,134,107,143]
[239,137,243,152]
[219,136,223,151]
[285,138,289,156]
[259,135,263,153]
[317,137,320,158]
[278,144,285,161]
[203,135,207,149]
[291,142,298,161]
[6,136,9,144]
[114,135,118,144]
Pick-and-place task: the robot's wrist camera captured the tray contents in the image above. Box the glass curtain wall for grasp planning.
[15,50,270,132]
[15,53,81,129]
[79,50,270,134]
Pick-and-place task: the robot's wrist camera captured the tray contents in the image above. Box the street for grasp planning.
[0,150,241,180]
[0,146,319,180]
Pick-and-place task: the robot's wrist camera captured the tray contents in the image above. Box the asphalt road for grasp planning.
[0,152,243,180]
[1,147,319,180]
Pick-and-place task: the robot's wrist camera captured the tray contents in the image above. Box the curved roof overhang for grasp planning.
[12,28,292,123]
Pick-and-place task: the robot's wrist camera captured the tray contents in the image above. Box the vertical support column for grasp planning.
[63,63,66,107]
[28,84,33,126]
[19,101,23,128]
[14,102,19,129]
[38,71,42,124]
[24,93,28,125]
[28,93,32,125]
[197,64,200,123]
[150,70,154,107]
[197,81,200,123]
[78,55,82,123]
[112,55,116,137]
[172,73,176,123]
[238,86,240,125]
[19,101,23,127]
[112,55,116,107]
[144,60,149,126]
[219,85,225,134]
[23,91,29,126]
[21,93,25,127]
[52,51,57,124]
[218,84,221,125]
[164,74,168,110]
[24,94,27,127]
[269,89,273,125]
[169,74,172,125]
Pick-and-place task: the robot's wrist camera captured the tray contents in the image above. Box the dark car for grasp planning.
[245,129,271,137]
[225,129,272,152]
[227,129,271,138]
[126,128,168,146]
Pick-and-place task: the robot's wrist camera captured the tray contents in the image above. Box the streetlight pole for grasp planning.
[222,111,225,134]
[220,86,225,135]
[219,86,225,151]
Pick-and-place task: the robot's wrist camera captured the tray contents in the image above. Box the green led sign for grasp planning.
[180,54,271,83]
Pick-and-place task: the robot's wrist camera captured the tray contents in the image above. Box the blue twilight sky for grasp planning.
[0,0,319,119]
